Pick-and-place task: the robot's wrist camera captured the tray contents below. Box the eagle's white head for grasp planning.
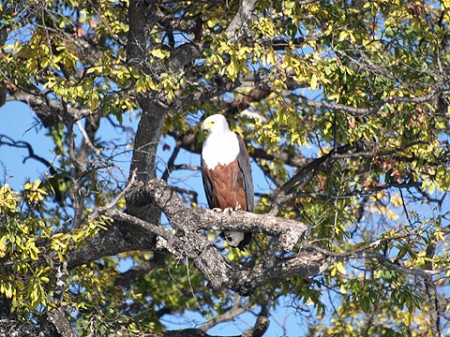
[201,114,230,134]
[201,114,239,169]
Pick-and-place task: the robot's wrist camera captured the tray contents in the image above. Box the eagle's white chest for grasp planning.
[202,131,240,169]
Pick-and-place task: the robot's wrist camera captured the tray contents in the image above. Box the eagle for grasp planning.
[201,114,254,250]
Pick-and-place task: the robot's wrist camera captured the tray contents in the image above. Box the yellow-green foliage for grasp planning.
[0,182,110,313]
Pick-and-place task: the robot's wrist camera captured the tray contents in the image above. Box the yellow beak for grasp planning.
[201,120,212,132]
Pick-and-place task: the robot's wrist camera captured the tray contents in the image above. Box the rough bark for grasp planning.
[226,0,258,35]
[67,220,156,270]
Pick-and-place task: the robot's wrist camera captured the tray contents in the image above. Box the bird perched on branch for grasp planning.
[201,114,254,250]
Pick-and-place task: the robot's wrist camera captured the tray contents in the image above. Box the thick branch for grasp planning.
[65,174,327,295]
[67,219,156,270]
[126,1,166,224]
[46,309,78,337]
[123,179,329,295]
[226,0,258,35]
[127,0,158,66]
[126,180,240,290]
[132,179,308,251]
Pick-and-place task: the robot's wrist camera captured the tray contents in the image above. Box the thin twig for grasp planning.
[76,120,102,156]
[89,170,137,221]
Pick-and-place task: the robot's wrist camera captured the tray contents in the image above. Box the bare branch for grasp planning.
[200,296,250,332]
[76,120,101,157]
[105,209,174,241]
[243,302,270,337]
[67,217,156,270]
[161,142,181,181]
[226,0,258,35]
[0,134,57,175]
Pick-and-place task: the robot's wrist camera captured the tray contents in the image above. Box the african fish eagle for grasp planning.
[201,114,254,250]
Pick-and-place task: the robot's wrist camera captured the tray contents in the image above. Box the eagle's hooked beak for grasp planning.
[201,120,212,132]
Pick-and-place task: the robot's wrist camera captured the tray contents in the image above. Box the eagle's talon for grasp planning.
[223,207,233,216]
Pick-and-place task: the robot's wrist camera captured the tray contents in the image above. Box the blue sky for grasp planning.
[0,101,53,187]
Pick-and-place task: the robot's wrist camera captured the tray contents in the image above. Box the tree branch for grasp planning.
[243,302,270,337]
[293,90,437,117]
[424,240,442,337]
[226,0,258,35]
[69,176,327,295]
[46,308,78,337]
[122,179,329,295]
[0,134,57,174]
[132,179,308,251]
[67,218,156,270]
[200,296,250,332]
[7,91,91,126]
[127,0,158,67]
